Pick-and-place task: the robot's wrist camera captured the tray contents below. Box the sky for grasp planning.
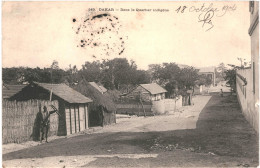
[2,1,251,70]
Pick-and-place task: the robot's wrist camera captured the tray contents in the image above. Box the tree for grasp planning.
[165,80,178,98]
[3,67,25,84]
[101,58,131,89]
[64,65,79,86]
[148,63,181,97]
[178,67,199,90]
[149,63,180,86]
[79,61,101,83]
[132,70,151,85]
[48,60,66,83]
[50,60,59,69]
[224,69,236,93]
[2,65,66,84]
[148,63,199,98]
[24,68,40,83]
[216,63,227,80]
[39,68,52,83]
[148,64,162,83]
[196,74,212,86]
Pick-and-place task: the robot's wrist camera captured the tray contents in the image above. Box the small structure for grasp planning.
[198,67,216,86]
[194,85,208,95]
[89,82,107,94]
[2,84,27,99]
[10,82,92,136]
[73,80,116,127]
[126,83,167,102]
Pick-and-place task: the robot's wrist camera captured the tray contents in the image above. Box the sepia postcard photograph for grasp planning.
[1,1,259,167]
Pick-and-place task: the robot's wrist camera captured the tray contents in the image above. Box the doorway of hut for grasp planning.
[88,105,104,127]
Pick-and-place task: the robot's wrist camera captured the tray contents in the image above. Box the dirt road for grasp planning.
[3,94,258,167]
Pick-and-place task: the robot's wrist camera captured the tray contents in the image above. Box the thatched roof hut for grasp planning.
[73,80,116,126]
[10,82,92,136]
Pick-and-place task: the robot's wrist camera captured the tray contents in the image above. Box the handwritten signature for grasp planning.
[198,10,214,31]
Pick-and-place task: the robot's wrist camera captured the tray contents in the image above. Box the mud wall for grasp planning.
[152,96,182,114]
[236,69,259,133]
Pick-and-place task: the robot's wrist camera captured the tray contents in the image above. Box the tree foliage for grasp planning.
[148,63,200,97]
[224,69,236,92]
[196,74,212,86]
[215,63,226,80]
[3,59,202,96]
[3,59,151,91]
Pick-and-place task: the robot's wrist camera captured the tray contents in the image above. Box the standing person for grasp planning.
[220,89,224,97]
[37,106,57,143]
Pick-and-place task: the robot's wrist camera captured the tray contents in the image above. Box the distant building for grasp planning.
[198,67,216,86]
[236,1,259,133]
[177,64,191,69]
[126,83,167,102]
[10,82,92,136]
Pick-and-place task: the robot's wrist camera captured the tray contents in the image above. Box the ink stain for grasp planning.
[73,13,126,58]
[92,13,110,20]
[119,48,125,55]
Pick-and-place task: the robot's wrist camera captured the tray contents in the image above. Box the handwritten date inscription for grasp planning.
[176,3,236,32]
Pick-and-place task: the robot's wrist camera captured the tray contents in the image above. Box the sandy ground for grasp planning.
[208,82,231,93]
[94,95,211,133]
[2,94,258,167]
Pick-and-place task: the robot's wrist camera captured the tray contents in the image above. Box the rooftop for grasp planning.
[140,83,167,95]
[34,82,92,104]
[89,82,107,94]
[198,67,215,73]
[2,84,27,99]
[73,80,116,111]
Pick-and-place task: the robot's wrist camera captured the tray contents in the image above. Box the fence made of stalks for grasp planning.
[2,99,59,144]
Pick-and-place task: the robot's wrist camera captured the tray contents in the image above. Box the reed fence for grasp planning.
[2,99,59,144]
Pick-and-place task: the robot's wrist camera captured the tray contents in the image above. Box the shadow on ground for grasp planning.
[3,93,258,167]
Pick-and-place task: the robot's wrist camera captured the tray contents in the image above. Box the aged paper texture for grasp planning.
[2,1,259,167]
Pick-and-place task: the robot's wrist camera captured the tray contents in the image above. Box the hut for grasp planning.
[73,80,116,127]
[10,82,92,136]
[125,83,167,102]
